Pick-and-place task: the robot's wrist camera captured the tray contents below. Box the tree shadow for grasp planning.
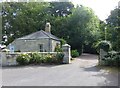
[77,53,99,60]
[81,65,118,86]
[81,65,101,72]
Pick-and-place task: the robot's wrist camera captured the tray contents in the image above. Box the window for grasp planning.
[39,44,44,52]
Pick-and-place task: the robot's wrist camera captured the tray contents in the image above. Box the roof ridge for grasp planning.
[40,30,51,38]
[18,31,39,39]
[41,30,60,40]
[17,30,60,40]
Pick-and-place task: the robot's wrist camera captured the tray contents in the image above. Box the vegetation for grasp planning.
[95,40,111,52]
[71,50,79,58]
[101,51,120,66]
[16,52,64,65]
[54,44,63,52]
[16,54,30,65]
[29,52,44,64]
[106,7,120,51]
[2,2,100,54]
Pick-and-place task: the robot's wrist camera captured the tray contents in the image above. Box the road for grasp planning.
[2,53,118,86]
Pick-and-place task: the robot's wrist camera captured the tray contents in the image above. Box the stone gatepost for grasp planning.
[99,49,107,65]
[1,52,7,66]
[62,44,71,64]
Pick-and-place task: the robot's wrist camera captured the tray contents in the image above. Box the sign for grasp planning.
[9,44,14,53]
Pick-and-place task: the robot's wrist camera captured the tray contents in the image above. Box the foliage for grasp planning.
[101,51,120,66]
[2,2,74,45]
[60,38,67,45]
[71,50,79,58]
[44,53,64,64]
[54,44,63,52]
[65,6,100,54]
[55,53,64,63]
[16,54,30,65]
[44,54,53,63]
[29,52,44,64]
[2,2,100,54]
[95,40,111,52]
[16,52,64,65]
[49,2,74,17]
[106,6,120,51]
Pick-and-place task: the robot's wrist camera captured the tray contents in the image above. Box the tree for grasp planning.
[2,2,74,45]
[2,2,101,55]
[2,2,51,45]
[64,6,100,54]
[106,6,120,51]
[49,2,74,17]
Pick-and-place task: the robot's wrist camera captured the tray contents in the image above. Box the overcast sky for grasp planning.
[71,0,119,21]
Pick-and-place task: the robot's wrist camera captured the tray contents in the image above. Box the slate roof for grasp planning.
[18,30,60,41]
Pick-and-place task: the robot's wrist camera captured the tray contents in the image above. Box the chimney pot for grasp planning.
[45,22,51,33]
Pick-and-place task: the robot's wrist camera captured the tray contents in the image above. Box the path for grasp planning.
[2,53,118,86]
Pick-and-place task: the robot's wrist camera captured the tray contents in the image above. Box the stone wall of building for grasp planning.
[7,39,50,52]
[7,38,61,52]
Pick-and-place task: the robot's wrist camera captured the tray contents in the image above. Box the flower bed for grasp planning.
[16,52,64,65]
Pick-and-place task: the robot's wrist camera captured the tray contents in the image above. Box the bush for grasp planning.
[71,50,79,58]
[29,52,43,64]
[16,52,64,65]
[95,40,111,52]
[102,51,120,66]
[44,54,53,63]
[44,53,64,64]
[60,38,67,45]
[55,53,64,63]
[16,54,30,65]
[54,45,63,52]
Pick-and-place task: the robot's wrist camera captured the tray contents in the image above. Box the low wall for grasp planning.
[0,52,59,66]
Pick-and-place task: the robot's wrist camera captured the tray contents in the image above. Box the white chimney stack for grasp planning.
[45,22,51,33]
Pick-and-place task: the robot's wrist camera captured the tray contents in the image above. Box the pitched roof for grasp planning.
[18,30,60,41]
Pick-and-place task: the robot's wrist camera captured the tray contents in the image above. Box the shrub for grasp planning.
[54,45,63,52]
[71,50,79,58]
[44,54,53,63]
[102,51,120,66]
[95,40,111,52]
[29,52,43,64]
[55,53,64,63]
[16,54,30,65]
[16,52,65,65]
[60,38,67,45]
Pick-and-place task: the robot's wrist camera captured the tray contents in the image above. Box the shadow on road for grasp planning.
[81,65,118,86]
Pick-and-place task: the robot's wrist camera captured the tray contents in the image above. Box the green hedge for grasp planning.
[71,50,79,58]
[101,51,120,66]
[16,52,64,65]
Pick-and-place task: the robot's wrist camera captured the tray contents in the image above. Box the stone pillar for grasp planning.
[62,44,71,64]
[1,52,7,66]
[99,49,107,65]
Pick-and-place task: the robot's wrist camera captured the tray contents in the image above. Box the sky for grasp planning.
[1,0,119,21]
[71,0,119,21]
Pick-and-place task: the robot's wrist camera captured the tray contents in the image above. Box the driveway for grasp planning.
[2,53,119,86]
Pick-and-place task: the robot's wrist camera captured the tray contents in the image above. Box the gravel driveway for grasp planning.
[2,53,119,86]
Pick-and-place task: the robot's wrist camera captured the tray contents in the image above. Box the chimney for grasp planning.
[45,22,51,33]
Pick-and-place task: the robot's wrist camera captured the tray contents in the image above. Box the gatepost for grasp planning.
[99,49,107,65]
[62,44,71,64]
